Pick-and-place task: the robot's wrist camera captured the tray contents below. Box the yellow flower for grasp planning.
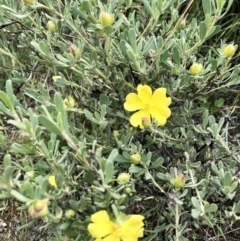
[124,84,171,128]
[48,175,57,188]
[64,96,75,107]
[223,44,236,57]
[189,63,203,75]
[52,76,61,82]
[88,210,144,241]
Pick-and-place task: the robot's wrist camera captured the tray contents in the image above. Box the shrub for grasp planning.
[0,0,239,240]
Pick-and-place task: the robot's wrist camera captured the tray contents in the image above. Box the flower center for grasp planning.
[144,103,150,110]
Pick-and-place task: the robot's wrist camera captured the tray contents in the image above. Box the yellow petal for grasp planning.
[102,233,120,241]
[149,106,171,126]
[129,110,150,128]
[122,215,144,233]
[124,93,144,111]
[64,96,75,107]
[88,222,114,238]
[137,85,152,104]
[48,175,57,188]
[91,210,111,223]
[150,88,171,107]
[120,233,139,241]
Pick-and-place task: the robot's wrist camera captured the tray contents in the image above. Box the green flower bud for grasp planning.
[28,200,48,218]
[223,44,236,57]
[99,12,115,26]
[189,63,203,75]
[65,209,76,219]
[47,21,56,34]
[23,0,36,5]
[179,19,186,29]
[68,44,81,60]
[117,173,130,183]
[130,154,141,164]
[124,187,132,194]
[25,171,34,179]
[173,174,186,188]
[141,117,151,129]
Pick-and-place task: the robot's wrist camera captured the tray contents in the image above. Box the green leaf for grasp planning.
[22,181,35,199]
[84,110,99,124]
[222,186,231,195]
[8,120,26,130]
[128,28,137,53]
[4,154,12,168]
[83,171,96,185]
[107,149,118,162]
[222,162,231,182]
[150,157,164,169]
[54,93,68,133]
[191,208,201,218]
[0,100,12,116]
[12,143,33,154]
[69,7,90,22]
[129,165,143,174]
[191,197,200,208]
[25,89,41,102]
[100,94,109,106]
[142,0,154,16]
[30,41,47,56]
[126,49,136,61]
[104,159,114,184]
[39,115,62,136]
[172,46,180,65]
[202,0,212,15]
[231,181,238,192]
[143,36,154,55]
[214,98,224,108]
[0,91,13,110]
[4,166,15,183]
[206,25,221,40]
[208,203,218,212]
[199,21,207,40]
[6,79,14,105]
[10,190,32,203]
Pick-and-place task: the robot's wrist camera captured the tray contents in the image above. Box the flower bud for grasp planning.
[141,117,151,129]
[189,63,203,75]
[113,130,119,137]
[173,174,186,188]
[52,76,61,82]
[65,209,76,219]
[124,187,132,194]
[47,21,56,34]
[130,153,141,164]
[64,96,76,107]
[23,0,36,5]
[48,175,57,188]
[68,44,81,60]
[223,44,236,57]
[117,173,130,183]
[25,171,34,179]
[179,19,186,29]
[28,200,48,218]
[99,12,115,26]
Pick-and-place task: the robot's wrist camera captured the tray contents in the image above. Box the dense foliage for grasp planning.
[0,0,240,240]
